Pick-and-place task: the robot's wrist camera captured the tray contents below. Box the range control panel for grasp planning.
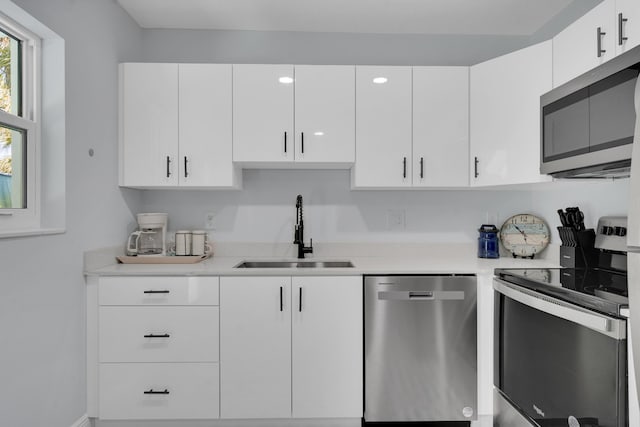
[595,216,628,252]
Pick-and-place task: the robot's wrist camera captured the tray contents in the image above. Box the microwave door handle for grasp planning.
[493,280,625,340]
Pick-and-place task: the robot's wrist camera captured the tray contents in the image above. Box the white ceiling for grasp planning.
[117,0,576,35]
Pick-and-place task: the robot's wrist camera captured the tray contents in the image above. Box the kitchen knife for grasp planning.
[558,209,569,227]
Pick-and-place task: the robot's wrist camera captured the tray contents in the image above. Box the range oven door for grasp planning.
[494,279,627,427]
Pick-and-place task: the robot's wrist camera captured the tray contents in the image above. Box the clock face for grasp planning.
[500,214,550,258]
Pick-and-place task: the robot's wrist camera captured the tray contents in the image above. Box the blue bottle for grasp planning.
[478,224,500,258]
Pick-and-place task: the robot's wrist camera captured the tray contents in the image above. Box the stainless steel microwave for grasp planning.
[540,44,640,178]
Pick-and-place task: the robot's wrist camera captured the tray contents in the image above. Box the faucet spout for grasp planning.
[294,194,313,259]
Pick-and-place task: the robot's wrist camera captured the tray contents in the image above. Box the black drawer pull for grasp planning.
[144,333,170,338]
[144,389,169,395]
[143,290,170,294]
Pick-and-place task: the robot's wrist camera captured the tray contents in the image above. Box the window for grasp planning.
[0,12,39,231]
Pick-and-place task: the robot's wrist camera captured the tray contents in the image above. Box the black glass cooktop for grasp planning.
[495,267,628,317]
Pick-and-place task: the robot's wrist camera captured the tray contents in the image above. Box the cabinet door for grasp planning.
[179,64,238,188]
[294,65,355,164]
[353,66,412,188]
[553,0,616,87]
[233,64,294,163]
[220,276,291,419]
[120,63,179,187]
[413,67,469,187]
[470,41,553,186]
[617,0,640,55]
[291,276,363,418]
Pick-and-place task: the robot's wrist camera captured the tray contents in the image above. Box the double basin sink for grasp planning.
[235,260,354,269]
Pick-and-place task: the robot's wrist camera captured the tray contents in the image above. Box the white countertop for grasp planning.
[85,242,561,276]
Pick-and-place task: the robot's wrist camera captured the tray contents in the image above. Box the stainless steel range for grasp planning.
[494,217,629,427]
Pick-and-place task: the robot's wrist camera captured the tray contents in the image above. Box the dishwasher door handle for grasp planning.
[378,290,465,301]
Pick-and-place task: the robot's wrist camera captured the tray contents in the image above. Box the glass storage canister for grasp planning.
[478,224,500,259]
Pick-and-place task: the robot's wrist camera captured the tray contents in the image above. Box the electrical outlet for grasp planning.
[387,209,406,231]
[205,212,216,229]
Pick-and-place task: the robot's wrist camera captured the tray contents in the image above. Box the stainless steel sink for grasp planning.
[234,260,354,269]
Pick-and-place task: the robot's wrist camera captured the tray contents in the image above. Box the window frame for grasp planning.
[0,12,41,231]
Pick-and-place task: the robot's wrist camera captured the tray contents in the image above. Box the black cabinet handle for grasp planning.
[280,286,283,312]
[474,156,479,178]
[597,27,606,57]
[144,333,170,338]
[420,157,424,179]
[619,13,628,46]
[284,131,287,153]
[166,156,171,178]
[184,156,188,178]
[144,389,169,395]
[403,157,407,179]
[143,290,170,294]
[299,287,303,312]
[301,132,304,154]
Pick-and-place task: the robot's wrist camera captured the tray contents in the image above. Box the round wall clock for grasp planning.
[500,214,550,259]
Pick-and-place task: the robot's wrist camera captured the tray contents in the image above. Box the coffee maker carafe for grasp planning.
[126,213,168,256]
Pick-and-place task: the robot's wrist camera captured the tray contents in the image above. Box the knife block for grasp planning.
[558,227,596,268]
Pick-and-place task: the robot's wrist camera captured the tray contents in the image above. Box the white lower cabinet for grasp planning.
[90,274,362,422]
[99,306,219,363]
[92,276,220,420]
[291,276,363,418]
[99,363,219,420]
[220,275,363,419]
[220,276,292,418]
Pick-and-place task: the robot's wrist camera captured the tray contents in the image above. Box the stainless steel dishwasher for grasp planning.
[364,274,477,423]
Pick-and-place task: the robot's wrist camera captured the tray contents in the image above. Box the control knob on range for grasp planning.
[601,225,614,235]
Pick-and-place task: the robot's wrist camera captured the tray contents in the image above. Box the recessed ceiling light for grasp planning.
[314,131,324,136]
[373,77,388,84]
[279,76,294,84]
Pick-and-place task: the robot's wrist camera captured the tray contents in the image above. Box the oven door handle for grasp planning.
[494,279,626,340]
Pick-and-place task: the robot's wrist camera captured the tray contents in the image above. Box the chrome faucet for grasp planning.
[294,195,313,259]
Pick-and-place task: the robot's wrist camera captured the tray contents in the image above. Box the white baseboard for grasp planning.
[70,414,90,427]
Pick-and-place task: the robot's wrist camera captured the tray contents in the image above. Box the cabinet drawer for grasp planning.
[99,307,219,362]
[99,276,219,306]
[99,363,219,420]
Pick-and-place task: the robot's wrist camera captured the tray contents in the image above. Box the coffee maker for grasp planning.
[126,213,168,256]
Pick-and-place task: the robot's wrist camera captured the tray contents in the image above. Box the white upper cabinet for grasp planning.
[294,65,355,164]
[120,63,240,189]
[553,0,617,87]
[413,67,469,187]
[616,0,640,55]
[120,63,179,187]
[470,40,553,187]
[233,64,355,166]
[178,64,238,187]
[233,64,295,164]
[352,66,413,188]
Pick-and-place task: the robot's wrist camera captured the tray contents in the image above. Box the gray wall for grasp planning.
[0,1,142,426]
[138,0,600,66]
[142,171,629,247]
